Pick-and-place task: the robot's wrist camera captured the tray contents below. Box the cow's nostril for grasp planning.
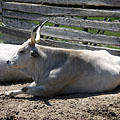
[7,60,10,64]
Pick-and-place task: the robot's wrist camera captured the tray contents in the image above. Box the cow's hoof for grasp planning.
[21,87,28,92]
[5,91,15,97]
[0,91,14,98]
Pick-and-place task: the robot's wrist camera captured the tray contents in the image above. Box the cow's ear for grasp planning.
[30,50,39,57]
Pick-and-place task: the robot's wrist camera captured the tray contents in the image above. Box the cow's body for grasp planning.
[0,21,120,97]
[26,46,120,96]
[0,43,31,82]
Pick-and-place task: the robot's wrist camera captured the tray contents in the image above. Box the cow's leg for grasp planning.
[21,80,72,97]
[0,81,61,97]
[0,89,24,97]
[21,85,47,97]
[0,82,36,97]
[23,66,77,97]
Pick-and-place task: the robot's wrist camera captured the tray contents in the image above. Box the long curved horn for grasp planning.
[36,20,49,43]
[31,24,41,45]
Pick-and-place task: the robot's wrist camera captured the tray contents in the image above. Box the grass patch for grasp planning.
[87,17,105,21]
[100,44,120,50]
[104,31,120,37]
[87,17,120,21]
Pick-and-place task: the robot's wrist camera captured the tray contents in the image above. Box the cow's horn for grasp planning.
[35,20,49,43]
[31,24,41,45]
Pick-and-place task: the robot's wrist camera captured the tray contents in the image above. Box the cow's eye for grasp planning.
[19,50,24,54]
[30,50,39,57]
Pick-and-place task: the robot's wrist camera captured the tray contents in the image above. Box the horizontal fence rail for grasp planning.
[0,0,2,20]
[3,11,120,32]
[2,2,120,17]
[3,0,120,7]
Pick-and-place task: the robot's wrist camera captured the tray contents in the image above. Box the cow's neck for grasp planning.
[32,46,69,85]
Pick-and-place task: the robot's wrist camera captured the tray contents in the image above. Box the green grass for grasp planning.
[87,17,120,21]
[87,17,105,21]
[99,44,120,50]
[104,31,120,37]
[0,21,2,25]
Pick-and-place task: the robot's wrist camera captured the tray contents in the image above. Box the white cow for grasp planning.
[0,43,31,82]
[0,20,120,97]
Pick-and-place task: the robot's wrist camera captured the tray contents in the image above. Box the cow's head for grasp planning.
[7,20,49,75]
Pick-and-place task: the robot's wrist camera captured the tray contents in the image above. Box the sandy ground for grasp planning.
[0,81,120,120]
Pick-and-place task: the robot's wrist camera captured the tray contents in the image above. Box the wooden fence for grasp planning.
[0,0,120,55]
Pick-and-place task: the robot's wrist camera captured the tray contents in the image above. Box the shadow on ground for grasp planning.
[0,81,120,106]
[12,84,120,106]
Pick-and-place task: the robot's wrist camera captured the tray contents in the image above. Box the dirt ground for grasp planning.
[0,81,120,120]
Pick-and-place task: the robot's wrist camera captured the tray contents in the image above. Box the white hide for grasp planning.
[0,43,31,82]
